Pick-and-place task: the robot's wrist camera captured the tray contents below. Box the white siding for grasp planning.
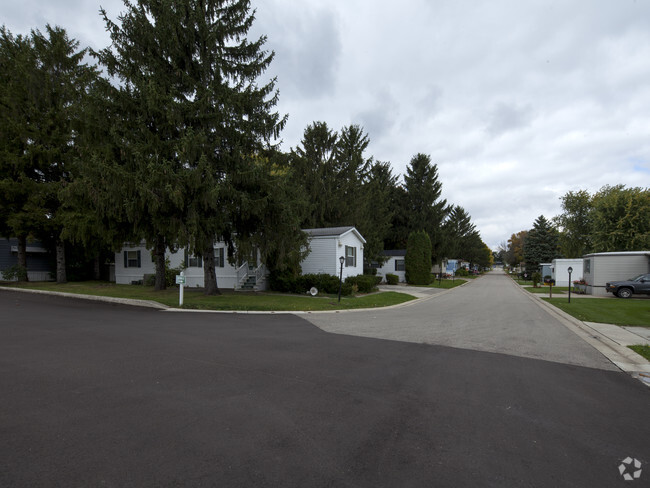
[376,256,406,282]
[587,254,650,296]
[551,259,584,287]
[301,237,336,275]
[301,230,365,279]
[114,244,154,284]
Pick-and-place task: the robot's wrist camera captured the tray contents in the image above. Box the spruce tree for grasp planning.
[96,0,286,293]
[405,230,432,285]
[523,215,560,273]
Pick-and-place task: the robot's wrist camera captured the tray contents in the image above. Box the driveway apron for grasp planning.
[304,270,617,371]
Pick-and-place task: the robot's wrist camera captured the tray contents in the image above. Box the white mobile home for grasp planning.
[375,250,406,283]
[114,227,366,289]
[301,227,365,280]
[551,258,584,287]
[582,251,650,297]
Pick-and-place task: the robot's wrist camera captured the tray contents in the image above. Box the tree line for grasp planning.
[499,185,650,273]
[1,0,491,293]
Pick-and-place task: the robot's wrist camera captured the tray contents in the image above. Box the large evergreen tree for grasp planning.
[523,215,560,273]
[402,153,449,261]
[96,0,287,293]
[405,230,432,285]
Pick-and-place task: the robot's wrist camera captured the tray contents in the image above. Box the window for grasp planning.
[584,260,591,274]
[216,248,225,268]
[124,250,141,268]
[184,250,203,268]
[369,260,380,269]
[345,246,356,267]
[395,259,405,271]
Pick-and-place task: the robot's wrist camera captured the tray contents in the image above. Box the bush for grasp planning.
[385,273,399,285]
[143,258,184,287]
[345,274,381,293]
[1,264,28,281]
[455,267,469,277]
[405,230,432,285]
[269,271,353,296]
[531,271,542,287]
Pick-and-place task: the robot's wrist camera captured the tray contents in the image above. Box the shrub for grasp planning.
[270,272,353,296]
[405,230,432,285]
[1,264,28,281]
[385,273,399,285]
[144,258,184,287]
[345,274,381,293]
[455,267,469,277]
[531,271,542,287]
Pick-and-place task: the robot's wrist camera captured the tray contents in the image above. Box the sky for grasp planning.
[3,0,650,249]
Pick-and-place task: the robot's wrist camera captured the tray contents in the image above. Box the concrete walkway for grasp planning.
[304,270,650,376]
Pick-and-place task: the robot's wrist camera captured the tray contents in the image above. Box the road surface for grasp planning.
[0,287,648,487]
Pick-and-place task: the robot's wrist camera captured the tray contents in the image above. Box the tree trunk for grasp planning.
[56,239,67,284]
[93,255,101,280]
[203,245,221,295]
[17,234,28,282]
[154,235,166,291]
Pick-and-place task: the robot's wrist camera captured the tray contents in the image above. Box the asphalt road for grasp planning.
[306,270,617,370]
[1,289,649,487]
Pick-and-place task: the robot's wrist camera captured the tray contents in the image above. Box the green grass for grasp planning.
[628,345,650,361]
[0,281,417,311]
[514,279,533,286]
[425,278,467,289]
[543,297,650,327]
[525,286,569,295]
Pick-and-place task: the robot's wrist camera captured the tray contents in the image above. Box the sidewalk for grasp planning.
[528,293,650,387]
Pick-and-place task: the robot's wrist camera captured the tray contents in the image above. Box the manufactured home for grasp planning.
[115,227,366,290]
[582,251,650,297]
[375,249,406,283]
[551,258,584,287]
[0,238,53,281]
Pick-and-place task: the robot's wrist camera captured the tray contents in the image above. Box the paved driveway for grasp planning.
[305,270,617,371]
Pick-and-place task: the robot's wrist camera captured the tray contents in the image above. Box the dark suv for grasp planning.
[605,273,650,298]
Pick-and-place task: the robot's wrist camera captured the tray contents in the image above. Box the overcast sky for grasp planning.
[4,0,649,249]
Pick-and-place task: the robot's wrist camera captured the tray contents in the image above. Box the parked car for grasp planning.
[605,273,650,298]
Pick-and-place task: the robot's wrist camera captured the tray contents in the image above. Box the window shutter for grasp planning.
[184,249,188,268]
[124,251,128,268]
[137,251,141,268]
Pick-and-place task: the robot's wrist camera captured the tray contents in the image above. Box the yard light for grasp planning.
[567,267,573,303]
[338,255,345,303]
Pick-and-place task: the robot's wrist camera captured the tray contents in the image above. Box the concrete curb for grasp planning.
[0,286,169,310]
[0,279,472,316]
[518,284,650,380]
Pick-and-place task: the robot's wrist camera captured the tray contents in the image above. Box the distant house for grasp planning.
[375,250,406,283]
[551,258,584,287]
[540,263,552,280]
[114,226,366,289]
[301,227,365,280]
[0,238,53,281]
[582,251,650,297]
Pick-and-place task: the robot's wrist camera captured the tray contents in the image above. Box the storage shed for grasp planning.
[551,258,584,287]
[582,251,650,297]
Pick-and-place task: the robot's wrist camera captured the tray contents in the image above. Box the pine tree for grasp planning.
[523,215,560,273]
[96,0,286,293]
[405,230,432,285]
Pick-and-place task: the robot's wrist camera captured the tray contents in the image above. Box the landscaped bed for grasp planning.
[0,281,417,312]
[425,278,467,289]
[543,297,650,327]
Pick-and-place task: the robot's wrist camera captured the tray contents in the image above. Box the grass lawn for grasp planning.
[543,297,650,327]
[628,345,650,361]
[425,279,467,289]
[0,281,417,311]
[525,286,569,295]
[514,279,533,286]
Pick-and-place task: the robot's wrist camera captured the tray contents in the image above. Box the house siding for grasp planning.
[338,231,364,279]
[376,256,406,282]
[1,238,53,281]
[551,259,584,287]
[114,244,155,284]
[301,238,336,276]
[584,253,650,296]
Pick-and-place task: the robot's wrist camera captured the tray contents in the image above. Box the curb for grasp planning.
[0,286,169,310]
[517,285,650,379]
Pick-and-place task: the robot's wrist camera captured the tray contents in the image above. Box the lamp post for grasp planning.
[338,255,345,303]
[567,266,573,303]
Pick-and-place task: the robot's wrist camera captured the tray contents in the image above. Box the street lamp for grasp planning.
[567,266,573,303]
[338,255,345,303]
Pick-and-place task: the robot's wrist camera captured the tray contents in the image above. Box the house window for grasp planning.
[184,250,203,268]
[584,260,591,274]
[369,260,380,269]
[216,248,225,268]
[395,259,405,271]
[124,250,141,268]
[345,246,356,267]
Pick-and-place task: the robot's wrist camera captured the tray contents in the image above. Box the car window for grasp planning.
[630,274,645,281]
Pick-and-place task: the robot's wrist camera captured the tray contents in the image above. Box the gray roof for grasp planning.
[382,249,407,257]
[302,226,355,237]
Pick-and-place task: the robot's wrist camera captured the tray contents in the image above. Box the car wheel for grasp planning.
[616,288,633,299]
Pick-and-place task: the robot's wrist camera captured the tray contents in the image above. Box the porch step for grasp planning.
[239,275,256,290]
